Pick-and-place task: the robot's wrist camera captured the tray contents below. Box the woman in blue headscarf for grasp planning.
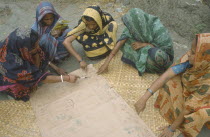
[0,27,78,102]
[31,1,70,63]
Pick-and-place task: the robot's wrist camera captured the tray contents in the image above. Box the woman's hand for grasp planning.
[158,126,174,137]
[134,97,147,114]
[131,42,153,50]
[80,61,87,70]
[131,42,146,50]
[97,62,109,74]
[48,62,67,75]
[56,67,67,75]
[67,74,79,83]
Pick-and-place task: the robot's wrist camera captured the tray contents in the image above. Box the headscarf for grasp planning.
[82,5,114,33]
[31,1,60,36]
[39,33,58,62]
[67,5,114,36]
[119,8,174,74]
[121,8,174,60]
[0,27,57,101]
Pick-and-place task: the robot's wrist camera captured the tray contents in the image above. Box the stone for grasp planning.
[123,0,130,5]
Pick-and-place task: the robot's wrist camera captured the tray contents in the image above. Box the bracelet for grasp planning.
[168,125,175,132]
[147,88,154,95]
[60,75,64,82]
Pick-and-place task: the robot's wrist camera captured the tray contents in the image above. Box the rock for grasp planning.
[130,0,210,41]
[202,0,210,8]
[123,0,130,5]
[105,3,114,8]
[0,5,12,25]
[115,8,123,12]
[0,5,11,16]
[115,0,121,3]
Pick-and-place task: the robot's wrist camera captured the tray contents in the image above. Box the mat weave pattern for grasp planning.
[0,100,41,137]
[0,51,180,137]
[94,51,180,136]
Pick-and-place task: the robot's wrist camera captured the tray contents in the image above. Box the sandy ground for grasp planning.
[0,0,194,62]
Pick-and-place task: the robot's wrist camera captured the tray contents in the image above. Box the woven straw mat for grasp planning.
[94,51,180,136]
[0,100,41,137]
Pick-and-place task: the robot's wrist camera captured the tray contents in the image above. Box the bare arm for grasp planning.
[97,39,127,74]
[143,68,175,100]
[49,62,67,75]
[158,108,190,137]
[106,39,127,63]
[135,67,176,113]
[42,74,78,83]
[170,109,190,131]
[63,36,87,69]
[63,36,82,61]
[135,67,189,136]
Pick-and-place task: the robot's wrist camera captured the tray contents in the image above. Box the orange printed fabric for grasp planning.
[155,33,210,137]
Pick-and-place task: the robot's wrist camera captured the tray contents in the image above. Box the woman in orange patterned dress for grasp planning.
[134,33,210,137]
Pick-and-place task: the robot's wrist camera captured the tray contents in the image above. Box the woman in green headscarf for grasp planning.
[98,8,174,75]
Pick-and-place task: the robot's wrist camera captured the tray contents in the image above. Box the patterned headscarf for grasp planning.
[31,1,60,36]
[39,33,58,62]
[121,8,174,59]
[82,5,114,34]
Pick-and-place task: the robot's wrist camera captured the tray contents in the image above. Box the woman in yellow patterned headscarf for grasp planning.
[63,5,118,70]
[135,33,210,137]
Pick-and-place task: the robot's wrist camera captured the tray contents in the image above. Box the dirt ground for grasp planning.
[1,0,210,65]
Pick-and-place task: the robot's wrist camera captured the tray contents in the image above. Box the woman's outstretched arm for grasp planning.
[134,67,176,113]
[42,74,79,83]
[97,39,127,74]
[48,62,67,75]
[158,107,190,137]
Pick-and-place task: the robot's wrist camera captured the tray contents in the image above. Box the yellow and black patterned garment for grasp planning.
[66,5,118,59]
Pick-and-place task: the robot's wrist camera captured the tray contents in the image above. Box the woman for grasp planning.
[134,33,210,137]
[98,8,174,75]
[0,28,78,102]
[63,5,118,70]
[32,1,70,63]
